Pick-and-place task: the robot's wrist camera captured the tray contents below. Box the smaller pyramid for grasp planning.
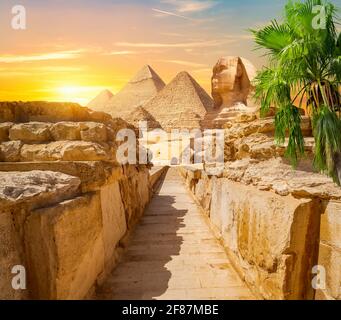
[143,71,214,131]
[103,65,165,119]
[128,106,161,129]
[87,89,114,111]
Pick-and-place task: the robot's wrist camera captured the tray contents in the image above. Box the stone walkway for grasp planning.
[95,168,255,300]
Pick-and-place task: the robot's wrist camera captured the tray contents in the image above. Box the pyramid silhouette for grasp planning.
[101,65,165,120]
[87,89,114,111]
[143,71,213,131]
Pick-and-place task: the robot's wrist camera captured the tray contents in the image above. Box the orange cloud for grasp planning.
[0,50,83,63]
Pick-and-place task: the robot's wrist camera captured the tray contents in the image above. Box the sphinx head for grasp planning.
[211,57,255,109]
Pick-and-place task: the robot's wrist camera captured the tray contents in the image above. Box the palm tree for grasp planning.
[251,0,341,183]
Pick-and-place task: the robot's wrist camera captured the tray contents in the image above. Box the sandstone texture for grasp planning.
[316,201,341,300]
[0,101,162,300]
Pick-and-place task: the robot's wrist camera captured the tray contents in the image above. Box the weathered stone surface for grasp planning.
[316,201,341,300]
[209,179,320,300]
[317,244,341,300]
[0,101,112,123]
[50,122,81,141]
[0,141,22,162]
[20,141,111,162]
[0,210,27,300]
[224,158,341,200]
[0,171,80,208]
[119,166,151,228]
[100,182,126,274]
[0,161,123,193]
[9,123,52,143]
[0,122,12,142]
[194,172,212,214]
[224,116,312,140]
[80,122,108,142]
[235,133,284,160]
[25,193,104,300]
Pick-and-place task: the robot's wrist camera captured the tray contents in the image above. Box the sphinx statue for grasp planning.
[211,56,257,109]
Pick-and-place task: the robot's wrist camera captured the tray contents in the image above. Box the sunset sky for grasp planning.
[0,0,340,105]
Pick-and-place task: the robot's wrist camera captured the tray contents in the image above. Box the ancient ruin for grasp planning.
[0,57,340,301]
[202,57,259,129]
[87,90,114,111]
[98,65,165,121]
[143,71,214,131]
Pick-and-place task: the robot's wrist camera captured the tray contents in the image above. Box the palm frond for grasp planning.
[313,106,341,184]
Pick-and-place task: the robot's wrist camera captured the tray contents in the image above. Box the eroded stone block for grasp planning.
[0,122,13,142]
[9,123,52,143]
[25,193,104,300]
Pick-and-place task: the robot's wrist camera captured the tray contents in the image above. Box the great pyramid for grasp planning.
[101,65,165,120]
[87,89,114,111]
[143,71,214,131]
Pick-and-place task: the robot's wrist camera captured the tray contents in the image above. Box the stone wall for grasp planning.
[0,163,160,300]
[0,102,166,300]
[179,115,341,300]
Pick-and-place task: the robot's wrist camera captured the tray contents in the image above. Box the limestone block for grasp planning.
[80,122,108,142]
[194,174,212,214]
[0,122,12,141]
[0,170,80,209]
[235,133,284,160]
[137,168,151,210]
[320,201,341,248]
[9,122,52,143]
[0,210,26,300]
[317,243,341,300]
[50,122,81,141]
[24,193,104,300]
[316,201,341,300]
[61,141,110,161]
[224,158,341,200]
[100,182,127,273]
[0,161,123,193]
[210,179,320,300]
[20,141,111,162]
[226,118,275,139]
[235,113,257,123]
[0,141,22,162]
[119,167,151,228]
